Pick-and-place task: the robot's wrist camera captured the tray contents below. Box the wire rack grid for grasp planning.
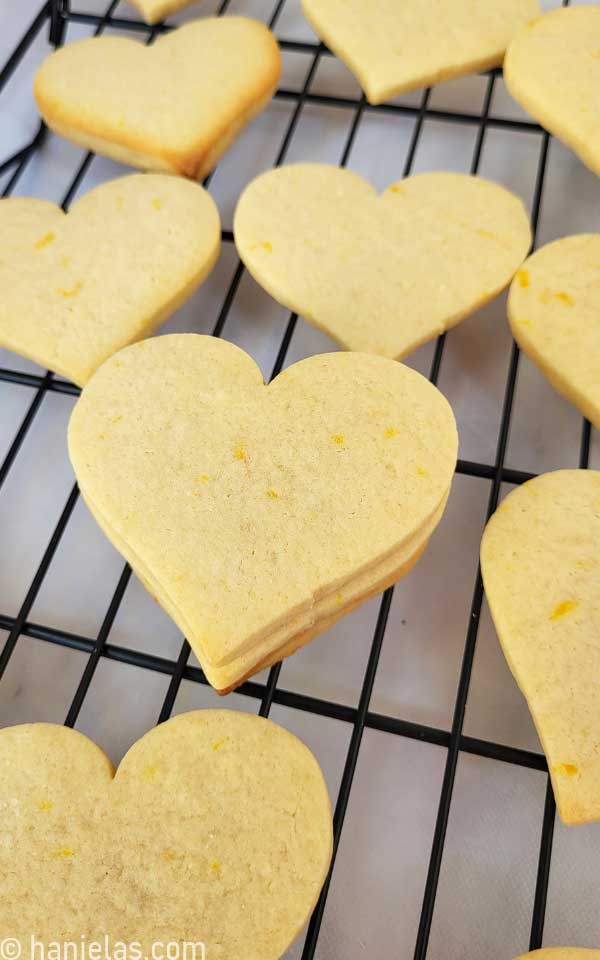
[0,0,599,958]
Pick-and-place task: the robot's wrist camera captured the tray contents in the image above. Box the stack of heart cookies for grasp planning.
[69,334,458,692]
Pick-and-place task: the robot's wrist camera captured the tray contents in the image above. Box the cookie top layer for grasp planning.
[509,235,600,431]
[481,470,600,824]
[302,0,540,104]
[69,334,457,667]
[505,7,600,178]
[235,164,531,360]
[34,17,281,178]
[0,174,220,385]
[0,710,332,959]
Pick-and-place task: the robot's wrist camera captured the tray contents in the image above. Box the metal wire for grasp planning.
[0,0,586,955]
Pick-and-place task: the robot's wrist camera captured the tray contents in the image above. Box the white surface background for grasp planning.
[1,1,600,958]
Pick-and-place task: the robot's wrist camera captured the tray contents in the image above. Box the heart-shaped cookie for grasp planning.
[505,7,600,179]
[0,710,332,959]
[69,334,457,678]
[127,0,200,26]
[83,480,446,692]
[517,953,600,960]
[301,0,539,104]
[0,174,220,385]
[234,165,531,360]
[481,470,600,825]
[34,18,281,179]
[508,235,600,431]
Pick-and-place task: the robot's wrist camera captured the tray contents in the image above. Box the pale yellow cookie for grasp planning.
[516,952,600,959]
[481,470,600,825]
[508,235,600,431]
[128,0,201,25]
[69,334,457,675]
[505,7,600,179]
[80,483,445,692]
[301,0,540,105]
[34,18,281,179]
[0,174,219,385]
[234,165,531,360]
[0,710,332,960]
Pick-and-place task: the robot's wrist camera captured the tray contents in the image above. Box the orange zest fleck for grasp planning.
[550,599,578,621]
[234,444,247,461]
[266,488,279,499]
[142,762,161,781]
[35,232,56,250]
[212,737,229,751]
[555,291,574,306]
[56,280,83,298]
[385,427,400,439]
[331,434,345,446]
[554,763,578,777]
[517,269,529,289]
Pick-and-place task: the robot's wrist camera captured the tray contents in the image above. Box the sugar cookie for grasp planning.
[481,470,600,825]
[509,235,600,430]
[69,334,457,687]
[0,711,332,960]
[128,0,200,25]
[505,7,600,179]
[234,165,531,360]
[302,0,540,104]
[516,952,600,960]
[0,174,220,385]
[34,18,281,179]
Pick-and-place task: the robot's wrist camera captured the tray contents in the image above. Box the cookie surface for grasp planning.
[481,470,600,825]
[34,17,281,179]
[69,334,457,672]
[82,483,446,692]
[505,7,600,178]
[128,0,200,25]
[234,165,531,360]
[301,0,539,104]
[0,174,220,385]
[517,953,600,959]
[0,711,332,959]
[509,235,600,430]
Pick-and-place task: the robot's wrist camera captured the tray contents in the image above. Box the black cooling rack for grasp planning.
[0,0,589,957]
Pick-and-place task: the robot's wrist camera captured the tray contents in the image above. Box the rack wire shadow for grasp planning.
[0,1,588,957]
